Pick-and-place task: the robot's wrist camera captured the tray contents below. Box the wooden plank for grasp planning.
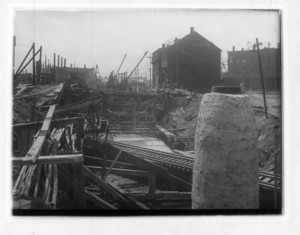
[156,124,175,138]
[12,154,83,165]
[25,104,56,162]
[85,190,117,210]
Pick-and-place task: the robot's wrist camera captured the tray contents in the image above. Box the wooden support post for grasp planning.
[51,164,58,208]
[149,174,156,195]
[72,162,86,209]
[53,53,56,68]
[256,38,268,118]
[38,46,42,84]
[15,44,33,76]
[75,118,84,151]
[13,36,16,80]
[273,125,279,209]
[33,165,42,197]
[133,103,136,129]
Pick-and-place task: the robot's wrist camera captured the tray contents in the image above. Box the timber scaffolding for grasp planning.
[12,83,281,212]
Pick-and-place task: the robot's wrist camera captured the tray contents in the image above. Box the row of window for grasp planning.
[230,67,276,74]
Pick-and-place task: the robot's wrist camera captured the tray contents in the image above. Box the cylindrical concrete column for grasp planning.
[192,86,259,209]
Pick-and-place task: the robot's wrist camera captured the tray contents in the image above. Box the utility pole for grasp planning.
[147,53,152,88]
[256,38,268,118]
[37,46,42,84]
[32,42,36,85]
[175,39,179,88]
[13,36,16,93]
[53,53,56,68]
[13,36,16,77]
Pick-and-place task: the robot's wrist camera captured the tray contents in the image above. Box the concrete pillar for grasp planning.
[192,87,259,209]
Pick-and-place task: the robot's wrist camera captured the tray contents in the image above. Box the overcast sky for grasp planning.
[14,10,280,78]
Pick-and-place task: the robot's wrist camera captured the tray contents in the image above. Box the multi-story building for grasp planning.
[225,44,281,91]
[152,27,221,93]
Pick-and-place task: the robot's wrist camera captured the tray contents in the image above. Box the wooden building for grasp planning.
[152,27,221,93]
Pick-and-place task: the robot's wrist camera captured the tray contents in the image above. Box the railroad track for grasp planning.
[100,139,281,191]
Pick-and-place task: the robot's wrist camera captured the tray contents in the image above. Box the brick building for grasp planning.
[225,44,281,91]
[152,27,221,93]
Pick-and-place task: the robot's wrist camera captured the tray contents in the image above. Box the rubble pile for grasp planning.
[13,98,44,124]
[162,93,281,170]
[162,94,203,138]
[13,84,59,124]
[255,108,281,171]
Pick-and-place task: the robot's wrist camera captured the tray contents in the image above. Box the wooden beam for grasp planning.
[13,117,84,131]
[128,191,192,201]
[12,154,83,165]
[156,124,175,138]
[86,165,150,177]
[85,190,117,210]
[84,156,137,169]
[26,105,56,162]
[107,183,149,210]
[83,165,129,204]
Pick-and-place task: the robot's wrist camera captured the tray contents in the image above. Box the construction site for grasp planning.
[11,26,281,214]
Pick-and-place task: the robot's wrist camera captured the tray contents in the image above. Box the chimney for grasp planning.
[174,37,178,43]
[242,48,244,51]
[253,45,256,50]
[190,27,194,34]
[162,44,165,48]
[268,43,270,48]
[232,46,235,52]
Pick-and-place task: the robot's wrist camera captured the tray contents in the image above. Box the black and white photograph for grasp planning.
[10,8,282,215]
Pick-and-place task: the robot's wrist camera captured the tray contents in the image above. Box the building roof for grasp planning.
[227,47,278,54]
[178,30,222,51]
